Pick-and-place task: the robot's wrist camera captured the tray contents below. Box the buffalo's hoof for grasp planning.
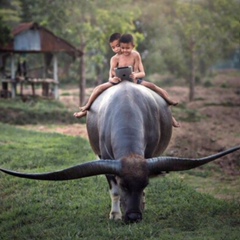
[109,211,122,220]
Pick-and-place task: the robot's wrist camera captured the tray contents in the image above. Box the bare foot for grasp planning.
[168,100,178,106]
[73,111,87,119]
[172,117,180,128]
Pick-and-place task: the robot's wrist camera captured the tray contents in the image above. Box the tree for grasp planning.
[0,17,12,46]
[0,0,21,27]
[0,0,22,45]
[136,0,240,101]
[60,0,143,105]
[172,0,240,101]
[172,1,214,101]
[202,0,240,58]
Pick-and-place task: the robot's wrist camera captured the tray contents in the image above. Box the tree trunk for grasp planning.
[96,65,103,85]
[79,43,86,106]
[189,41,196,101]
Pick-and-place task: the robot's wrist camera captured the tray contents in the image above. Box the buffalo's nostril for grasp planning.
[125,212,142,223]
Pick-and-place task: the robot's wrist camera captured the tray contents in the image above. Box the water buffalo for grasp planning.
[0,81,239,223]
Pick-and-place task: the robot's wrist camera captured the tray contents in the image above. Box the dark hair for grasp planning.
[119,34,134,45]
[109,33,121,43]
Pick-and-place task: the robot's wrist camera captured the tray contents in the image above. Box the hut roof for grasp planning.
[0,22,82,58]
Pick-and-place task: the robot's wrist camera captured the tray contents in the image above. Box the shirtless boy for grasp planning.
[74,33,180,127]
[73,33,123,118]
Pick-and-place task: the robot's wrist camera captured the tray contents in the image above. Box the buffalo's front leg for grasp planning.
[106,175,122,220]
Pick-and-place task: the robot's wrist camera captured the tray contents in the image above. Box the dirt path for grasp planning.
[22,123,89,139]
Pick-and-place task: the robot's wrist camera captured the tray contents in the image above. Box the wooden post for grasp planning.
[43,54,47,79]
[10,54,16,98]
[53,53,59,99]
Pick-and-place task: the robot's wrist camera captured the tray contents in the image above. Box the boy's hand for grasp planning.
[130,72,137,82]
[110,76,121,83]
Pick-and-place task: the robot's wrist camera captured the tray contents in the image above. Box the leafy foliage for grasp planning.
[136,0,240,100]
[0,17,12,46]
[2,0,239,102]
[0,0,21,26]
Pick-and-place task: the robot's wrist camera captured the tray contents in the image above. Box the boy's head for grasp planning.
[119,34,135,56]
[119,34,134,45]
[109,33,121,54]
[109,33,121,43]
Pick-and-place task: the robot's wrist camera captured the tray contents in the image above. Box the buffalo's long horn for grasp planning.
[0,159,121,181]
[147,146,240,175]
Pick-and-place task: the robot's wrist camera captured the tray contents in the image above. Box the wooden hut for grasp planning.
[0,22,82,99]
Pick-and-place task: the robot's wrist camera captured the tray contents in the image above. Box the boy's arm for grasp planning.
[109,56,120,83]
[132,52,146,80]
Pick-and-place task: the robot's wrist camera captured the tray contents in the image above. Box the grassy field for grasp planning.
[0,123,240,240]
[0,97,84,125]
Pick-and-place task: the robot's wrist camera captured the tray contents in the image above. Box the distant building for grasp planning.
[0,22,82,99]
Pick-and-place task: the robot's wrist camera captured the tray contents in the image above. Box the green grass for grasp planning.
[0,123,240,239]
[0,97,84,125]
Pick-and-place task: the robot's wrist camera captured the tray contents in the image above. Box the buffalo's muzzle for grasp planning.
[125,212,142,223]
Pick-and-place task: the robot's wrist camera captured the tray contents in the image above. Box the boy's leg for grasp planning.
[80,82,114,112]
[141,81,178,106]
[172,116,180,128]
